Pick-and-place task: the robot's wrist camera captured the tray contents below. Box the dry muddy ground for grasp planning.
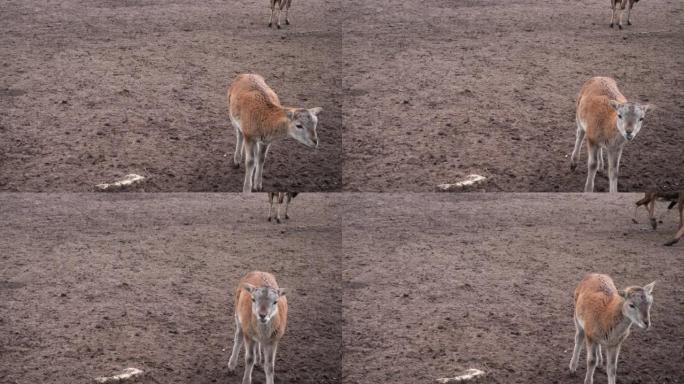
[1,0,681,192]
[341,193,683,383]
[0,194,342,384]
[341,0,684,191]
[0,0,342,192]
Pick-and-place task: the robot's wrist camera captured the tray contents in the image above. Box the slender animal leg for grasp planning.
[607,146,619,193]
[254,143,269,192]
[584,142,599,192]
[606,345,620,384]
[263,342,278,384]
[570,120,585,171]
[665,205,684,246]
[255,343,263,367]
[610,0,617,28]
[569,317,584,372]
[243,139,256,193]
[268,0,276,27]
[284,194,291,219]
[228,314,243,370]
[626,0,633,25]
[595,344,603,369]
[254,142,264,192]
[242,338,256,384]
[276,193,284,224]
[233,125,244,169]
[647,199,657,229]
[268,193,275,222]
[285,0,291,24]
[584,341,598,384]
[597,148,605,173]
[275,3,282,29]
[618,0,626,29]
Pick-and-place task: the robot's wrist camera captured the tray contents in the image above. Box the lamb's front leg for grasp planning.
[610,0,617,28]
[584,143,599,192]
[607,147,619,193]
[605,345,620,384]
[263,342,278,384]
[242,338,256,384]
[243,140,256,193]
[569,319,584,373]
[228,314,243,371]
[626,0,633,25]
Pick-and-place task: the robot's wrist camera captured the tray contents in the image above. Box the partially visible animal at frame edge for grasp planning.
[268,192,299,223]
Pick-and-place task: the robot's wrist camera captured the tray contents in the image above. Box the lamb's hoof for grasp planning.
[618,24,623,30]
[286,20,290,25]
[285,215,290,220]
[570,162,577,172]
[268,217,272,222]
[650,219,658,230]
[277,24,281,29]
[627,21,632,25]
[610,23,614,28]
[664,239,678,246]
[232,163,240,169]
[276,218,281,224]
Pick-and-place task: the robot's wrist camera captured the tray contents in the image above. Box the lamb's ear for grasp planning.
[642,104,652,113]
[643,281,655,295]
[277,288,286,297]
[241,283,256,294]
[618,289,627,298]
[309,107,323,116]
[286,109,296,120]
[608,100,622,111]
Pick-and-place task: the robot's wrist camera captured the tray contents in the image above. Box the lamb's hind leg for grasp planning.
[232,125,244,169]
[626,0,633,25]
[584,341,599,384]
[569,317,584,373]
[254,143,269,192]
[243,139,257,193]
[570,120,585,171]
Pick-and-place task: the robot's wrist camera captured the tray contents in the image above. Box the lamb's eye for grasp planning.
[295,123,303,129]
[629,303,636,309]
[251,298,256,303]
[618,114,623,119]
[273,301,278,305]
[639,117,644,121]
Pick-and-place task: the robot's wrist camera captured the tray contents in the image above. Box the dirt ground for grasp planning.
[1,1,682,192]
[0,193,342,384]
[0,0,342,192]
[341,0,684,191]
[341,193,683,383]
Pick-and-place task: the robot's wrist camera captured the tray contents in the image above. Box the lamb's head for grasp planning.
[620,281,655,329]
[286,107,322,148]
[242,283,286,324]
[609,101,649,142]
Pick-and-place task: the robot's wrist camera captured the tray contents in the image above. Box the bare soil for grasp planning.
[0,193,342,384]
[1,1,682,192]
[341,0,684,192]
[0,0,342,192]
[341,193,683,383]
